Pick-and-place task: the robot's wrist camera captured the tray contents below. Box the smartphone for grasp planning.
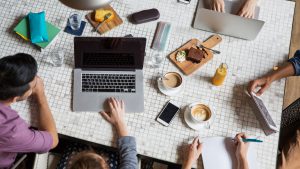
[156,100,180,126]
[178,0,191,4]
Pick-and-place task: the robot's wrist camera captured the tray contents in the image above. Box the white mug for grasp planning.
[160,72,183,91]
[188,102,214,128]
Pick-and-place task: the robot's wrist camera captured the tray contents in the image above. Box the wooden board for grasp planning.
[85,5,123,35]
[283,0,300,109]
[169,34,222,75]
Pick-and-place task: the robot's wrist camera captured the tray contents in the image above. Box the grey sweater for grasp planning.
[118,136,138,169]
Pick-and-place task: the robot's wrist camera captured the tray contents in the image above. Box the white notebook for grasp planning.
[201,137,258,169]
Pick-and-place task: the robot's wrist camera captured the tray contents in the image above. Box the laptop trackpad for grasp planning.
[75,93,143,113]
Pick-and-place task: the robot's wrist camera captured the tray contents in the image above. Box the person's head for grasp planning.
[68,151,109,169]
[0,53,38,103]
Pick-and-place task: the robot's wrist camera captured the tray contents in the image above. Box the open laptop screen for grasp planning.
[74,37,146,70]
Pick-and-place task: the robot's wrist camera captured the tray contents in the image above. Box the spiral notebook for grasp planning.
[201,137,258,169]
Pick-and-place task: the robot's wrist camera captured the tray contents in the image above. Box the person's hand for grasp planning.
[182,137,203,169]
[234,133,249,160]
[211,0,225,12]
[100,98,128,137]
[247,76,272,96]
[237,0,257,18]
[32,76,45,96]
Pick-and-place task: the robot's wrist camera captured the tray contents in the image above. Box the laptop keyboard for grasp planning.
[82,74,136,93]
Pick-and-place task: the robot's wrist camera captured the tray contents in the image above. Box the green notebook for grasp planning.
[14,16,61,49]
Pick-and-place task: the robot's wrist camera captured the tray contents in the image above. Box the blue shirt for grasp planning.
[288,50,300,76]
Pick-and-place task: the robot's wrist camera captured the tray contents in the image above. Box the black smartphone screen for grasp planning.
[158,102,180,123]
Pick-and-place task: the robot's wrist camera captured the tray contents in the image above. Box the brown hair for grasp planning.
[68,151,109,169]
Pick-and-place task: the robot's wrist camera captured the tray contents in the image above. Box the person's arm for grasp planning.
[248,50,300,96]
[101,98,137,169]
[182,137,203,169]
[117,136,137,169]
[237,0,257,18]
[248,63,294,96]
[32,77,58,148]
[268,63,295,81]
[234,133,249,169]
[237,158,249,169]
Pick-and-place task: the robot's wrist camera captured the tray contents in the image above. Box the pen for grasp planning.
[231,138,263,143]
[242,138,263,143]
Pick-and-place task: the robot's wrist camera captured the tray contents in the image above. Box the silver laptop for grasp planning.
[73,37,146,112]
[193,0,265,40]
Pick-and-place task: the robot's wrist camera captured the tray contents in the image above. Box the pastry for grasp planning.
[95,9,114,22]
[187,47,205,63]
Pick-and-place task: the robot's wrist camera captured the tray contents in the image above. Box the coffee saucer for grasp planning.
[184,107,207,131]
[157,80,183,96]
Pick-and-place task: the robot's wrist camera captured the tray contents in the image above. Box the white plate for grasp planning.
[157,79,183,96]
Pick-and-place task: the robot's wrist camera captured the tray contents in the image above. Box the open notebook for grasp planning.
[201,137,258,169]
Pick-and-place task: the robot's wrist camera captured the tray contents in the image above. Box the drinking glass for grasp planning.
[148,50,164,68]
[50,48,64,67]
[68,12,81,30]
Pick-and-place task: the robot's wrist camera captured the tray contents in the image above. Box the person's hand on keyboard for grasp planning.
[211,0,225,12]
[237,0,257,18]
[100,97,129,137]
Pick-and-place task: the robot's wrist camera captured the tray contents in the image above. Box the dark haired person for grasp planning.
[0,53,58,168]
[248,50,300,169]
[55,97,137,169]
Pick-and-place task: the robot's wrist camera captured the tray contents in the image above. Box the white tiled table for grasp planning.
[0,0,295,168]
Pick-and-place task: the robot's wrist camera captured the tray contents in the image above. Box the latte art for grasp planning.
[191,104,211,121]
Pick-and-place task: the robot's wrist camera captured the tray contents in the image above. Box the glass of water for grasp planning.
[68,12,81,30]
[50,48,64,67]
[148,50,164,68]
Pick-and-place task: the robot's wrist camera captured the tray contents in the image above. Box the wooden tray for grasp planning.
[169,34,222,75]
[85,5,123,35]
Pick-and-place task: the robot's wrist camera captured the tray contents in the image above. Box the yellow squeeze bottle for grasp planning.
[212,63,227,86]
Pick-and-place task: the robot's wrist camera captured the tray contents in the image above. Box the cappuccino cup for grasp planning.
[190,104,212,123]
[161,72,183,91]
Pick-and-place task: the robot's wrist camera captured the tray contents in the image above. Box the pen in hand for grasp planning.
[232,138,263,143]
[242,138,263,143]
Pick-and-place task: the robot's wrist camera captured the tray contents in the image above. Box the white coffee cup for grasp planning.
[161,72,183,91]
[188,103,214,128]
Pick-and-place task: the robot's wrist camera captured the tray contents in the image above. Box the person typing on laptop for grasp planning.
[211,0,258,18]
[248,50,300,169]
[182,133,250,169]
[66,97,138,169]
[0,53,58,168]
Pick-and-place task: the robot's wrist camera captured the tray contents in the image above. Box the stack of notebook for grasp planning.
[14,16,61,49]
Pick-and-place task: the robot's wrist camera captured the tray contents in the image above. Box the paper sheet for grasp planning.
[202,137,258,169]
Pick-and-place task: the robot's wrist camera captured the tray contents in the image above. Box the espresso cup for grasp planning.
[161,72,183,91]
[190,104,212,123]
